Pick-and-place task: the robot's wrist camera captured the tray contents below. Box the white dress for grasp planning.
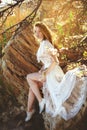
[36,39,87,120]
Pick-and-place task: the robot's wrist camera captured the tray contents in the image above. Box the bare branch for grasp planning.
[0,0,42,35]
[0,0,25,17]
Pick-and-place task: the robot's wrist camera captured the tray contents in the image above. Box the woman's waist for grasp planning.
[44,61,58,69]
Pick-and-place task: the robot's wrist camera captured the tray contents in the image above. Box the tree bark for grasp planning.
[1,24,41,106]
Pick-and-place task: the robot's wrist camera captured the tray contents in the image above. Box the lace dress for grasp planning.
[36,40,87,120]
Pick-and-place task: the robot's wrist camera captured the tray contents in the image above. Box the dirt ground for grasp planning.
[0,110,87,130]
[0,111,45,130]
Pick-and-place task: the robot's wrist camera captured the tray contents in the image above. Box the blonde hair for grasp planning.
[34,22,52,44]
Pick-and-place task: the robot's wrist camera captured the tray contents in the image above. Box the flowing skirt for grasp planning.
[43,64,87,120]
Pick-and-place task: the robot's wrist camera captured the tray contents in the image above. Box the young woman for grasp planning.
[25,22,87,122]
[25,22,62,122]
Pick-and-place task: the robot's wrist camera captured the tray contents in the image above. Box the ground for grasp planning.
[0,111,45,130]
[0,109,87,130]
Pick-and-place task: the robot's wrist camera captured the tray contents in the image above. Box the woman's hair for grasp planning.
[34,22,53,44]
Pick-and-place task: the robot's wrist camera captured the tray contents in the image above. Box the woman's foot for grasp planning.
[25,109,35,122]
[39,98,45,113]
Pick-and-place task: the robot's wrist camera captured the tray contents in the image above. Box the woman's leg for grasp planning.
[27,88,35,112]
[26,73,43,103]
[25,88,36,122]
[26,72,45,114]
[25,72,44,121]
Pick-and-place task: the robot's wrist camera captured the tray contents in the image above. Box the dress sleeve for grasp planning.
[44,46,59,63]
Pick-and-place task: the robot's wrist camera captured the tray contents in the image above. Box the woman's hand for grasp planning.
[42,70,47,81]
[38,65,45,74]
[38,70,42,74]
[38,70,46,82]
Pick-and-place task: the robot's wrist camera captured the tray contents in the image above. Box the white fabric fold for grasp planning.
[36,39,87,120]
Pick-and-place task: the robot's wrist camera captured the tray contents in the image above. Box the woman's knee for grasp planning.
[26,74,31,81]
[29,87,32,93]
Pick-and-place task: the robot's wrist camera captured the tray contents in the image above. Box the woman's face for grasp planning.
[34,26,44,40]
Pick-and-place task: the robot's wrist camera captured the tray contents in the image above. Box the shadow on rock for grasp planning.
[0,111,45,130]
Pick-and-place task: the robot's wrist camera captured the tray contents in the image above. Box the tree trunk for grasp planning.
[1,24,41,106]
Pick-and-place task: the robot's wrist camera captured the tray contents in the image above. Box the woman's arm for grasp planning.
[45,61,57,75]
[40,61,56,82]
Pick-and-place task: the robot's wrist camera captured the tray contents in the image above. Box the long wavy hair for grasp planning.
[34,22,53,44]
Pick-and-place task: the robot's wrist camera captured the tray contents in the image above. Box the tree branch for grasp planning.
[0,0,42,35]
